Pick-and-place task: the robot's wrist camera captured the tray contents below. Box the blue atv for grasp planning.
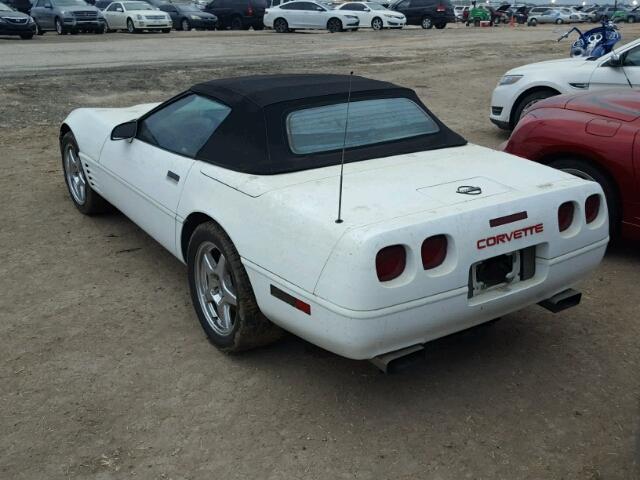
[558,20,622,58]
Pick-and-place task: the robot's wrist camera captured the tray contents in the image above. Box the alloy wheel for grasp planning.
[182,19,190,30]
[194,241,237,337]
[55,18,63,34]
[328,18,341,32]
[64,146,86,205]
[372,17,383,30]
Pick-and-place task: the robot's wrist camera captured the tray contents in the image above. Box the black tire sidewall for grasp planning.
[274,18,287,32]
[328,18,341,32]
[182,18,190,30]
[512,90,556,128]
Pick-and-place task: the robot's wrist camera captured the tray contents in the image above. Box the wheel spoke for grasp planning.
[202,251,216,276]
[221,279,237,306]
[214,254,226,279]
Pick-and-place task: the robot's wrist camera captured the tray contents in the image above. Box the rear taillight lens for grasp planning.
[585,194,600,224]
[247,5,253,15]
[558,202,575,232]
[436,3,445,10]
[421,235,447,270]
[376,245,406,282]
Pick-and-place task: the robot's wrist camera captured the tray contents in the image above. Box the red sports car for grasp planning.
[503,89,640,241]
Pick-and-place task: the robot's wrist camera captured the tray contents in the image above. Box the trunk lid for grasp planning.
[202,144,574,228]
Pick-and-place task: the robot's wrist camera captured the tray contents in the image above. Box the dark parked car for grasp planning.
[204,0,266,29]
[30,0,106,34]
[0,1,36,37]
[390,0,454,29]
[3,0,32,13]
[159,2,217,29]
[593,6,619,22]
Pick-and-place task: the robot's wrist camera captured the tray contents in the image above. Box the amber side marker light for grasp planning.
[270,285,311,315]
[558,202,575,232]
[585,194,600,224]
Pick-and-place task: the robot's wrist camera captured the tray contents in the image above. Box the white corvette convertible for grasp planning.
[490,37,640,130]
[60,75,608,364]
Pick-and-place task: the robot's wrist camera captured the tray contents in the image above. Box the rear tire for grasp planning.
[187,221,282,352]
[273,17,288,33]
[230,15,243,30]
[35,22,45,35]
[60,132,110,215]
[181,18,190,30]
[547,158,619,237]
[528,17,537,26]
[421,15,433,29]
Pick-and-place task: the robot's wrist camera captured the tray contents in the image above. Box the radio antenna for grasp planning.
[335,71,354,224]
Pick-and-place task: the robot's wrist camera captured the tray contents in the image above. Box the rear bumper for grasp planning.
[246,237,608,360]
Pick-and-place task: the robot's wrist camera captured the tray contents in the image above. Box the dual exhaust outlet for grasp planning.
[370,288,582,373]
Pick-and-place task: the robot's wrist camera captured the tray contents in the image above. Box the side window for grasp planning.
[279,1,300,9]
[623,46,640,66]
[137,94,231,158]
[300,2,320,11]
[348,3,365,10]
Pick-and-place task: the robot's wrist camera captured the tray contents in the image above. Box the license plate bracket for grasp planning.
[469,251,521,297]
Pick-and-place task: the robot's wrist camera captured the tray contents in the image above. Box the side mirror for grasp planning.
[606,53,622,67]
[111,120,137,141]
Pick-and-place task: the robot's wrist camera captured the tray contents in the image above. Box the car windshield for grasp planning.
[54,0,89,6]
[287,97,440,155]
[0,2,13,10]
[367,3,384,10]
[177,3,199,10]
[124,1,153,9]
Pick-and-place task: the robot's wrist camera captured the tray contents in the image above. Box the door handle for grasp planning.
[167,170,180,182]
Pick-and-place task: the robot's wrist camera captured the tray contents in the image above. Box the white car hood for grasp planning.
[507,56,595,76]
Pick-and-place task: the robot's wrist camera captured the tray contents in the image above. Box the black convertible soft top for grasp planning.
[182,74,466,175]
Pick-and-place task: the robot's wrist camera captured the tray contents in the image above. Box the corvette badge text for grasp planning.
[477,223,544,250]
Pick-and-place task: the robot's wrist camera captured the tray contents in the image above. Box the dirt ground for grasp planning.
[1,23,639,480]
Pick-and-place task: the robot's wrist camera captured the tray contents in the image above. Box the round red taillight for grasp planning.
[585,194,600,224]
[558,202,574,232]
[421,234,448,270]
[376,245,406,282]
